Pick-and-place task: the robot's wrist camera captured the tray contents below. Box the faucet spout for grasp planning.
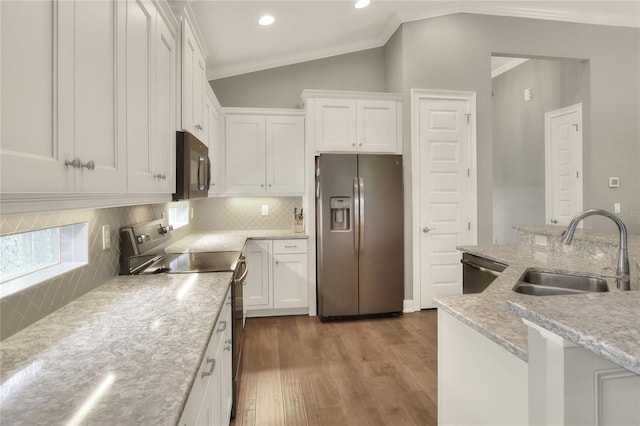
[562,209,630,290]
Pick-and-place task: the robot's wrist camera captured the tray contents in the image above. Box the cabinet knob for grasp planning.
[260,184,264,188]
[268,184,272,187]
[352,143,356,147]
[275,260,279,265]
[359,143,363,147]
[65,158,82,169]
[551,219,558,224]
[81,160,95,171]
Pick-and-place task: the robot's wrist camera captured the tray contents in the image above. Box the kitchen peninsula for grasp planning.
[435,225,640,426]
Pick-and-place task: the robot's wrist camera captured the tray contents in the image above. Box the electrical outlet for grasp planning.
[190,208,194,219]
[261,204,269,216]
[614,203,621,214]
[102,225,111,250]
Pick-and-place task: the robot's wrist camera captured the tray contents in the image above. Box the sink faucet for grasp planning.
[562,209,630,291]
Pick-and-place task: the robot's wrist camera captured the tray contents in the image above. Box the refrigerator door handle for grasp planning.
[353,177,360,255]
[359,177,365,256]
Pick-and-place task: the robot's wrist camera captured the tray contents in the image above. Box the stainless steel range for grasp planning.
[119,219,246,419]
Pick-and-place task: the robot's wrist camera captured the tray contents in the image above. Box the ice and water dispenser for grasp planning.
[330,197,351,231]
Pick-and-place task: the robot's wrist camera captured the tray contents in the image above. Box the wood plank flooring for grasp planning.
[232,311,438,426]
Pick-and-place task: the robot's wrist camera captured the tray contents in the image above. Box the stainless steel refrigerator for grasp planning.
[316,154,404,319]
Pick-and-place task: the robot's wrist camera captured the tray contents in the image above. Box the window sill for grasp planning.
[0,262,87,299]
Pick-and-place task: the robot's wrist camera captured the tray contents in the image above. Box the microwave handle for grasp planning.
[206,156,211,189]
[197,156,207,191]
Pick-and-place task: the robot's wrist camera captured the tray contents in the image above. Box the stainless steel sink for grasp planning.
[513,270,609,296]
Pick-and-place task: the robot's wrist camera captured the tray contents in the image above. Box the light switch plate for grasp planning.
[261,204,269,216]
[608,177,620,188]
[102,225,111,250]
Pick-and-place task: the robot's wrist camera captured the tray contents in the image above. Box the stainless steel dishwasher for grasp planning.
[461,253,508,294]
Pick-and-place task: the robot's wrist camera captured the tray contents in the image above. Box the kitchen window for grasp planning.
[0,223,88,298]
[168,204,189,229]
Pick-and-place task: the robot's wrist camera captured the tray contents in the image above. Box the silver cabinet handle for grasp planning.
[201,358,215,378]
[81,160,95,171]
[460,259,501,277]
[225,338,232,345]
[217,320,227,332]
[423,227,436,233]
[284,245,297,248]
[65,158,82,168]
[551,219,558,224]
[154,173,167,180]
[224,344,231,351]
[195,124,203,130]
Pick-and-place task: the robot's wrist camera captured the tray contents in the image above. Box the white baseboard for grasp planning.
[403,299,417,313]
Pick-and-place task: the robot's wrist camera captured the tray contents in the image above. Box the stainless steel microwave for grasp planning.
[173,131,210,200]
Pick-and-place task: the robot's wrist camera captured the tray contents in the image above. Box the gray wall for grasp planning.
[210,48,386,108]
[492,58,590,244]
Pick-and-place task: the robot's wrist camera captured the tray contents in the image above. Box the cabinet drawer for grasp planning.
[273,239,307,254]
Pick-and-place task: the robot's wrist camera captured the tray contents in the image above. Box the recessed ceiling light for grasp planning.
[259,15,275,26]
[354,0,370,9]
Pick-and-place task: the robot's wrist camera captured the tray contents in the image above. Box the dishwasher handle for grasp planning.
[460,259,502,277]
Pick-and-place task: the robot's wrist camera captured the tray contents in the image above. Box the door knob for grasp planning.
[422,227,436,233]
[551,219,558,224]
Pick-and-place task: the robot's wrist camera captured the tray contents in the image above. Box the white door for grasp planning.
[265,115,305,194]
[545,104,583,226]
[356,99,397,153]
[414,92,476,309]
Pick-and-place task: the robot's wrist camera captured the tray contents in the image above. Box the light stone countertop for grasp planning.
[507,292,640,375]
[165,229,308,253]
[433,244,637,362]
[0,272,233,425]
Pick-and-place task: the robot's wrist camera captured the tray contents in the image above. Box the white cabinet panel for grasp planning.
[244,240,272,309]
[314,99,357,152]
[181,18,206,139]
[204,90,220,194]
[153,14,177,193]
[225,111,304,195]
[273,253,308,309]
[1,1,61,191]
[357,99,397,153]
[266,116,305,194]
[225,115,266,194]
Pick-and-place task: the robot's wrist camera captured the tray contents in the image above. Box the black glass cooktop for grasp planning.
[140,251,241,274]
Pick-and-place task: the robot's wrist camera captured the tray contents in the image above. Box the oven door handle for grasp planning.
[460,259,502,277]
[235,258,249,284]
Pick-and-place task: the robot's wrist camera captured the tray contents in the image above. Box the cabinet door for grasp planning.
[181,19,205,138]
[195,332,223,426]
[314,99,357,152]
[225,115,266,194]
[244,241,272,309]
[220,301,233,424]
[206,91,220,194]
[266,116,304,194]
[356,100,397,153]
[125,0,156,192]
[152,13,177,193]
[273,253,308,309]
[1,1,70,193]
[69,0,126,193]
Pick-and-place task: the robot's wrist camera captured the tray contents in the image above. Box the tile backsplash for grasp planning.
[192,196,303,231]
[0,203,193,340]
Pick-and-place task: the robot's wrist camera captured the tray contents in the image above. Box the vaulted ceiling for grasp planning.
[189,1,640,80]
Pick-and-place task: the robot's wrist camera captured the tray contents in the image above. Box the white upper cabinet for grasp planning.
[204,88,221,194]
[301,90,403,154]
[181,17,206,140]
[1,0,127,194]
[225,110,305,195]
[266,115,305,194]
[127,0,177,193]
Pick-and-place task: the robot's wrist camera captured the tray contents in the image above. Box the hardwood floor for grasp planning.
[232,311,438,426]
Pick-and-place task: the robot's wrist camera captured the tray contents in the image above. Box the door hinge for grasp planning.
[573,123,579,131]
[577,170,579,178]
[465,113,471,124]
[467,168,470,177]
[468,222,471,231]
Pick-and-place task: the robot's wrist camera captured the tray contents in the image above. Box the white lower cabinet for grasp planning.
[179,289,232,426]
[244,239,309,316]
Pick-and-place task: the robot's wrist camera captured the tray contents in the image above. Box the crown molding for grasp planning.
[492,58,529,78]
[206,1,639,80]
